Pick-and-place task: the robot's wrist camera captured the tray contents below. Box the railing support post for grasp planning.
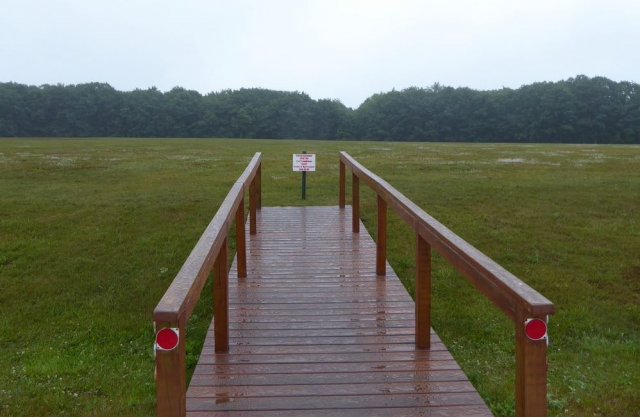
[515,309,548,417]
[376,195,387,275]
[257,164,262,209]
[214,238,229,352]
[154,316,186,417]
[339,160,346,208]
[415,233,431,349]
[236,198,246,278]
[352,173,360,233]
[249,177,257,235]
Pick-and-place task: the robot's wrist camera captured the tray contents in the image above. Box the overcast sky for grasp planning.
[1,0,639,108]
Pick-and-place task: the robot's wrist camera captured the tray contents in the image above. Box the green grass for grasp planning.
[1,138,638,416]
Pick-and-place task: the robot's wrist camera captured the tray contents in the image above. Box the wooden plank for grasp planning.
[200,341,447,355]
[230,306,416,314]
[214,327,417,338]
[186,206,492,416]
[224,316,414,331]
[228,288,410,296]
[221,312,417,322]
[228,286,412,297]
[192,360,463,375]
[189,369,471,386]
[188,380,478,397]
[216,335,422,347]
[188,392,486,411]
[188,406,493,417]
[196,350,455,364]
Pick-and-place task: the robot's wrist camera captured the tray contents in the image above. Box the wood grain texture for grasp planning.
[339,160,346,208]
[376,195,387,276]
[516,309,549,417]
[185,206,492,416]
[416,232,432,349]
[154,153,261,417]
[340,152,553,416]
[249,178,257,236]
[256,164,262,209]
[234,198,246,278]
[213,238,229,353]
[155,318,187,417]
[154,152,261,323]
[352,173,360,233]
[340,151,554,320]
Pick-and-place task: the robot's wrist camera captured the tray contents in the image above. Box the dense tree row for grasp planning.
[355,77,640,143]
[0,75,638,143]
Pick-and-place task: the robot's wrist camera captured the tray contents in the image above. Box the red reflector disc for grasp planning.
[156,327,179,350]
[525,318,547,341]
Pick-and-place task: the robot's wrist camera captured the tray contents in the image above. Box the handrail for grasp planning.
[340,152,554,319]
[339,151,554,417]
[153,152,262,417]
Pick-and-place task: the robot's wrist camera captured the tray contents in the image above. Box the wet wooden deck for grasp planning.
[186,206,492,416]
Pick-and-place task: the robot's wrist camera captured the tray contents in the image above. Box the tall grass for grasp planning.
[1,139,638,416]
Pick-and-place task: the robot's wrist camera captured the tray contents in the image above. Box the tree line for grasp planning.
[0,75,638,143]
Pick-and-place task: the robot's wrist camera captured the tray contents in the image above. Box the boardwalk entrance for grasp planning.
[154,152,554,417]
[187,206,491,416]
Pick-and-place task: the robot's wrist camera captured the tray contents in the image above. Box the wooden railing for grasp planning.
[339,151,555,417]
[153,153,262,417]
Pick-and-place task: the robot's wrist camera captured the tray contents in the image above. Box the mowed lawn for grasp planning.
[0,138,638,417]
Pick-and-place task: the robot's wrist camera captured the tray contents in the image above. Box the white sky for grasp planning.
[1,0,639,108]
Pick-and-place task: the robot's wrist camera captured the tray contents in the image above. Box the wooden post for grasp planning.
[235,198,246,278]
[249,178,257,235]
[154,316,186,417]
[515,309,548,417]
[352,173,360,233]
[256,163,262,209]
[214,238,229,352]
[376,195,387,275]
[415,233,431,349]
[339,160,346,208]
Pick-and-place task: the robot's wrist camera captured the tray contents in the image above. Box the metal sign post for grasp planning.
[292,152,316,200]
[302,151,307,199]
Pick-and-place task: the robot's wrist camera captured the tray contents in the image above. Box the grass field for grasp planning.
[1,138,638,417]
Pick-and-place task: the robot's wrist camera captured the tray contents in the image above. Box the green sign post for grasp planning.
[292,152,316,200]
[302,151,307,200]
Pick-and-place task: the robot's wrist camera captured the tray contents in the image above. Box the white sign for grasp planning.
[292,154,316,172]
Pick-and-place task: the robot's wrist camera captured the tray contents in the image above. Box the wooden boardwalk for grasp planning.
[186,206,492,416]
[155,152,553,417]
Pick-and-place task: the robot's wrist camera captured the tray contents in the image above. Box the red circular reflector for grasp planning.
[156,328,179,350]
[525,319,547,341]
